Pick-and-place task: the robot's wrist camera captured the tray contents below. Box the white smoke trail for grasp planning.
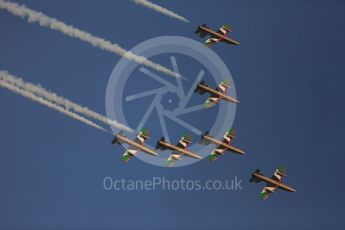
[0,80,108,132]
[133,0,190,23]
[0,71,134,133]
[0,0,179,78]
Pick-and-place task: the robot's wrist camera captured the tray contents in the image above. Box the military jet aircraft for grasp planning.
[156,133,202,167]
[194,24,240,48]
[200,128,245,161]
[195,80,239,109]
[250,167,296,200]
[111,128,158,163]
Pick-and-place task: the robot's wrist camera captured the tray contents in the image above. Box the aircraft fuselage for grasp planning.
[253,172,296,192]
[116,134,158,156]
[199,26,240,46]
[157,140,202,160]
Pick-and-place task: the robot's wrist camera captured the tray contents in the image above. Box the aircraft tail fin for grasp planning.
[194,24,208,38]
[111,131,124,145]
[194,80,208,95]
[194,26,201,34]
[156,137,168,150]
[111,136,118,144]
[199,131,211,145]
[249,169,262,183]
[111,136,120,145]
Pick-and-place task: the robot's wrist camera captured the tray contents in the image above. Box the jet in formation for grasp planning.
[156,133,202,167]
[195,24,240,48]
[111,128,159,163]
[195,80,239,109]
[250,167,296,200]
[200,128,245,161]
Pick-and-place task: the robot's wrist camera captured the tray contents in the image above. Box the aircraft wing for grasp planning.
[122,144,139,157]
[206,34,239,46]
[216,80,229,94]
[272,166,287,182]
[120,143,140,163]
[260,184,277,200]
[215,25,229,36]
[204,96,219,109]
[204,38,218,48]
[214,144,228,154]
[209,145,227,161]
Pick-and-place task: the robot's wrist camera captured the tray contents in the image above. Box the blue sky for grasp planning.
[0,0,345,229]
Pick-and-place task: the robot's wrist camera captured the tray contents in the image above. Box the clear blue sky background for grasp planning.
[0,0,345,229]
